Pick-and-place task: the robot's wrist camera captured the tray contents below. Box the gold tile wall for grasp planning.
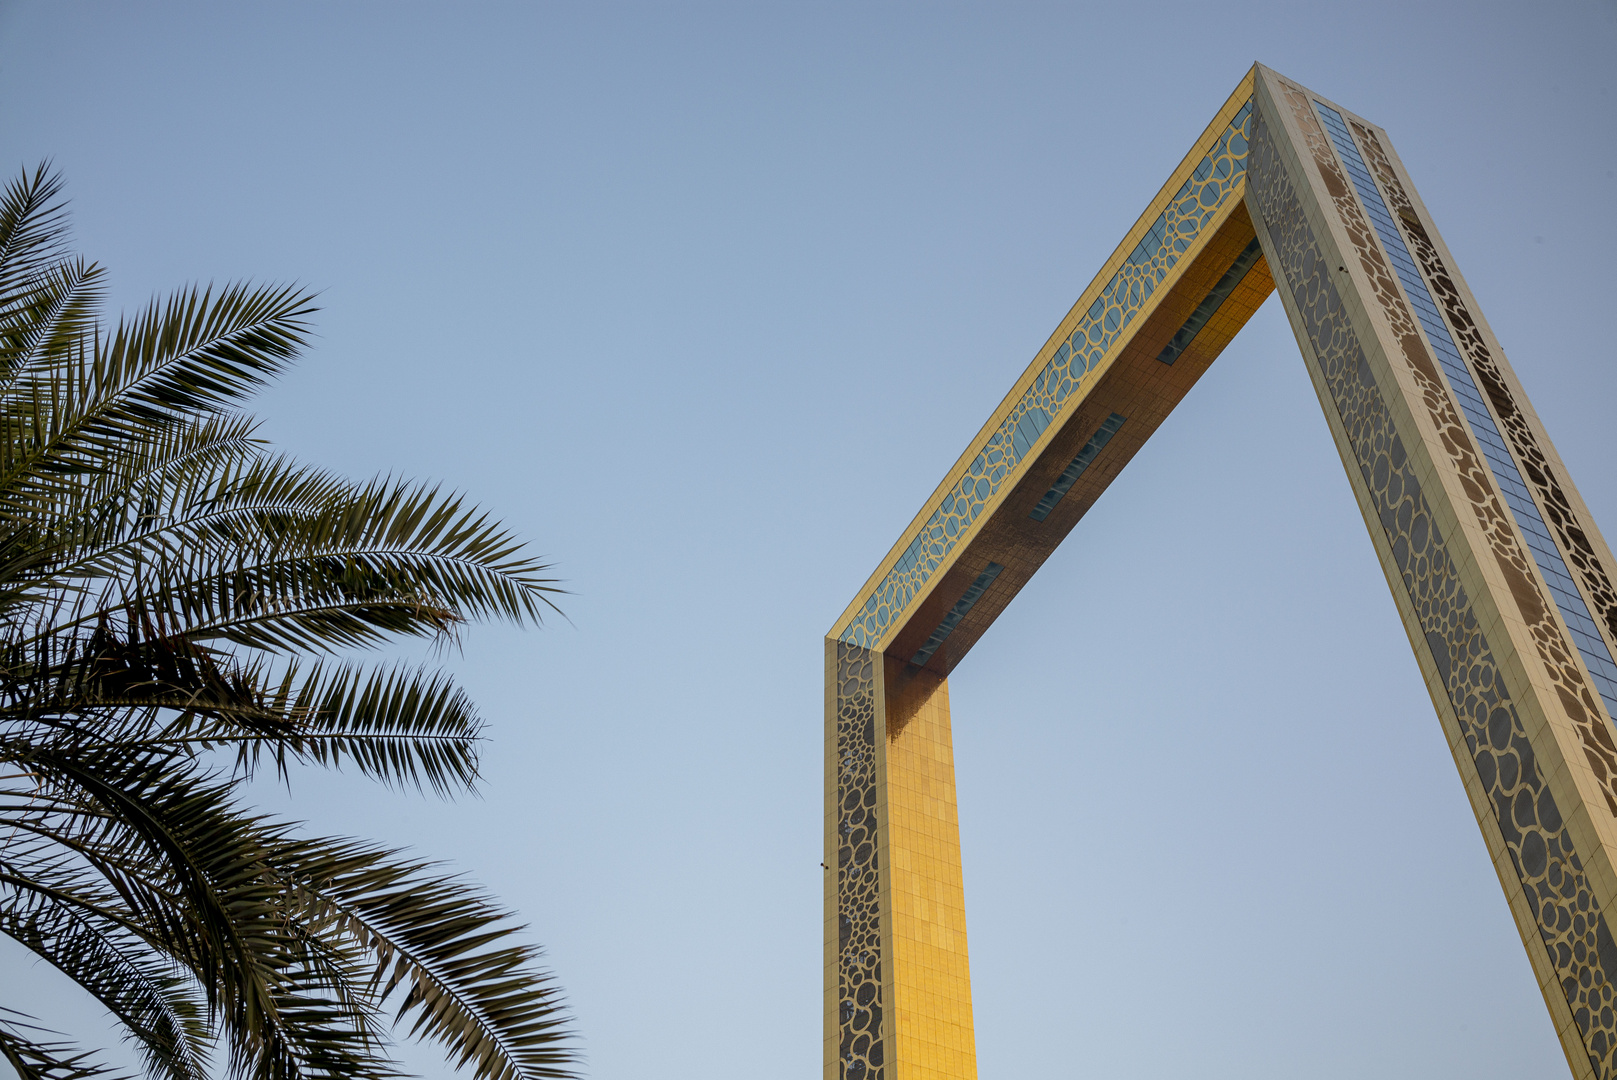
[880,658,976,1080]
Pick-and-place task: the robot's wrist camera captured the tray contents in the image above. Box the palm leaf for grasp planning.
[0,165,74,311]
[0,892,209,1080]
[0,1011,129,1080]
[275,839,575,1080]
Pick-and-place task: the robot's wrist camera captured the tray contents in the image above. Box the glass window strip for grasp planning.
[1029,414,1127,522]
[1157,237,1265,366]
[909,562,1005,667]
[1315,101,1617,719]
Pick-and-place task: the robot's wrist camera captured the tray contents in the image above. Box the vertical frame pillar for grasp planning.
[826,641,884,1080]
[1246,65,1617,1078]
[826,642,977,1080]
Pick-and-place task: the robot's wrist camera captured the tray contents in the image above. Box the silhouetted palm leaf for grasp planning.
[0,1009,131,1080]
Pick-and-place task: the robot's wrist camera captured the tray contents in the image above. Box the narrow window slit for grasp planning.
[1156,236,1265,365]
[910,563,1004,667]
[1029,413,1127,522]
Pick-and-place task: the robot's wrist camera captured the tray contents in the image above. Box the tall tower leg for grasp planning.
[1247,65,1617,1078]
[826,642,977,1080]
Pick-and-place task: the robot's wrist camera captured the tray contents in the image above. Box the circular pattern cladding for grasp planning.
[835,642,884,1080]
[1353,121,1617,713]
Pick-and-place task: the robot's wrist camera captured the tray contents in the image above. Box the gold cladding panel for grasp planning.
[881,657,976,1080]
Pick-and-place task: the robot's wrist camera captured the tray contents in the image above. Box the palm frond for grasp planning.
[0,892,209,1080]
[6,455,560,659]
[0,1009,130,1080]
[0,256,106,392]
[95,282,314,423]
[99,661,485,796]
[0,164,74,309]
[223,662,483,795]
[278,839,576,1080]
[0,282,314,518]
[14,749,396,1080]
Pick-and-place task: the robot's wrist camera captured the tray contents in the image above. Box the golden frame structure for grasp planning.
[825,65,1617,1080]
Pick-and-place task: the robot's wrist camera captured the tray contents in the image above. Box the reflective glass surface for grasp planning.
[909,563,1004,667]
[1157,237,1265,365]
[1028,413,1127,522]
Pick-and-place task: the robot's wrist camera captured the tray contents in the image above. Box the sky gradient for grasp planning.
[2,3,1615,1077]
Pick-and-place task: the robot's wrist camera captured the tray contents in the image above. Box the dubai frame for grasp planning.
[825,65,1617,1079]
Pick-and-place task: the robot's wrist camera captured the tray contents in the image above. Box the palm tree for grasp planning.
[0,165,575,1080]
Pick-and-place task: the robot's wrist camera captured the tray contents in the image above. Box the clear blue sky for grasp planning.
[2,3,1615,1078]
